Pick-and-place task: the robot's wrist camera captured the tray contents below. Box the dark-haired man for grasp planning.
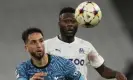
[15,27,84,80]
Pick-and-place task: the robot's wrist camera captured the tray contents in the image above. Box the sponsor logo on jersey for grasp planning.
[73,70,80,76]
[69,58,85,66]
[79,48,84,53]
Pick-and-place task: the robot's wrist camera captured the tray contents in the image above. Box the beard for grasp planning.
[30,51,44,60]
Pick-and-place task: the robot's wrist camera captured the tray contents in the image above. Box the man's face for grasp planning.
[59,13,78,37]
[25,32,45,60]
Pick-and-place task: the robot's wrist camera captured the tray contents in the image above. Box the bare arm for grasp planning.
[87,43,127,80]
[95,64,127,80]
[88,52,127,80]
[95,64,117,79]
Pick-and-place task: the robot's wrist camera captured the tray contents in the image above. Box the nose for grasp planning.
[67,23,73,26]
[67,21,74,28]
[36,42,42,48]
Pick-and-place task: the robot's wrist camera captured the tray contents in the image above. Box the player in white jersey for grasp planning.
[44,7,127,80]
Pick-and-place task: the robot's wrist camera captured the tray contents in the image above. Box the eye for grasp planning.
[39,39,44,43]
[71,20,77,23]
[62,20,68,23]
[30,40,36,44]
[39,38,44,43]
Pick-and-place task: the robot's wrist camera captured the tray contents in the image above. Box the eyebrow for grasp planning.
[30,37,44,41]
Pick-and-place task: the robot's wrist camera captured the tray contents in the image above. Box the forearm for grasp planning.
[95,64,117,79]
[100,67,117,79]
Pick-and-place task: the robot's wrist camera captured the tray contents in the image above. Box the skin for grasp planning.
[58,12,127,80]
[25,32,48,80]
[58,13,78,43]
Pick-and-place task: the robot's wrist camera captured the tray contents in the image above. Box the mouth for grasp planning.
[68,30,73,32]
[67,30,74,32]
[36,49,43,53]
[36,50,44,56]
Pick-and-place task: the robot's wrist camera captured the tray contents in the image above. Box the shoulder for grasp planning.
[50,55,73,65]
[75,37,93,46]
[44,36,58,47]
[44,36,57,43]
[16,60,30,70]
[51,55,68,62]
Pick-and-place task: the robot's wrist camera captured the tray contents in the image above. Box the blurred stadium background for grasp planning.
[0,0,132,80]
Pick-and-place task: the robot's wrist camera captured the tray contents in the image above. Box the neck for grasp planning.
[59,34,74,43]
[32,54,48,68]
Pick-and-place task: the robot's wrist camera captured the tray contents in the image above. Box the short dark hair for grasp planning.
[22,27,43,43]
[59,7,75,16]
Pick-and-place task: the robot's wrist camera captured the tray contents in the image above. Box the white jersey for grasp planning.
[44,36,104,80]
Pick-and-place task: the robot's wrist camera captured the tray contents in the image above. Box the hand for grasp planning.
[116,72,127,80]
[30,72,47,80]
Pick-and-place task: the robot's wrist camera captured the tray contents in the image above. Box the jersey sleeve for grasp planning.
[63,59,84,80]
[15,64,28,80]
[87,43,104,68]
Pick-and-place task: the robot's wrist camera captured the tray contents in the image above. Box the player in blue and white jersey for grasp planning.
[15,27,84,80]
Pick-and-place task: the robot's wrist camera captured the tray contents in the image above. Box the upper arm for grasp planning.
[15,64,28,80]
[64,60,84,80]
[87,43,104,68]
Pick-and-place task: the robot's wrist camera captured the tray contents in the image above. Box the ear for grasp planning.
[25,44,28,52]
[58,19,62,26]
[58,16,61,25]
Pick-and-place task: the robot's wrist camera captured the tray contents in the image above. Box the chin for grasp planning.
[35,53,44,60]
[66,33,74,37]
[35,55,44,60]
